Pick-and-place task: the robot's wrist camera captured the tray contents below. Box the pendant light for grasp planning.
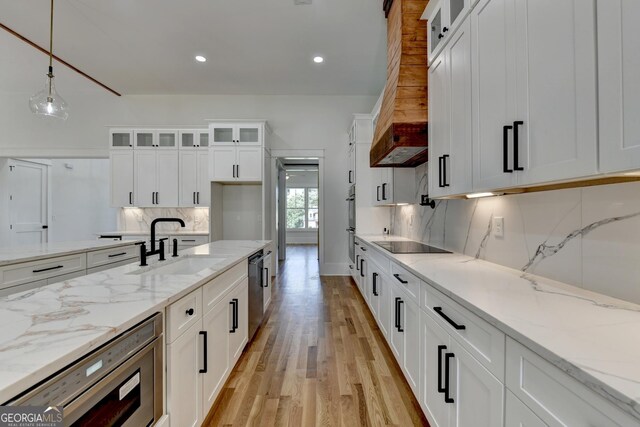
[29,0,69,120]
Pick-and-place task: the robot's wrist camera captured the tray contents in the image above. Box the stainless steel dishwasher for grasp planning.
[248,250,270,340]
[6,313,163,426]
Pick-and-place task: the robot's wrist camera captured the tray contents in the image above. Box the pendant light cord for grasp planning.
[48,0,54,74]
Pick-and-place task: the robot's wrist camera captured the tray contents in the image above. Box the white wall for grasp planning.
[49,159,118,242]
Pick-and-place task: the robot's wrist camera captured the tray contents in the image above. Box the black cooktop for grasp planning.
[373,240,452,254]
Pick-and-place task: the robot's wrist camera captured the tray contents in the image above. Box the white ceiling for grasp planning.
[0,0,387,96]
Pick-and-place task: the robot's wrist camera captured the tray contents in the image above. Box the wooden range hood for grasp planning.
[371,0,429,167]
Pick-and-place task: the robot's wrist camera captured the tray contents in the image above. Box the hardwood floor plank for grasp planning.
[203,245,428,427]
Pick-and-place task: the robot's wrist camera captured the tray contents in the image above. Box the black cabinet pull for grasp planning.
[434,306,466,330]
[397,299,404,332]
[348,170,353,183]
[232,165,236,178]
[186,308,194,316]
[193,192,196,204]
[377,186,381,202]
[360,246,367,252]
[354,242,360,246]
[438,156,444,188]
[33,265,63,273]
[438,33,444,39]
[442,155,450,187]
[197,192,200,204]
[442,26,449,33]
[199,331,208,373]
[360,258,365,277]
[513,121,524,171]
[108,252,127,258]
[356,254,360,270]
[229,300,237,333]
[129,191,133,205]
[503,125,513,173]
[393,273,408,284]
[444,352,454,403]
[382,183,388,200]
[372,272,379,296]
[394,297,401,330]
[264,268,269,287]
[437,345,447,393]
[233,298,239,331]
[236,164,239,178]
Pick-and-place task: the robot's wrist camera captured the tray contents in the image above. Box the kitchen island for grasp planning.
[0,239,270,411]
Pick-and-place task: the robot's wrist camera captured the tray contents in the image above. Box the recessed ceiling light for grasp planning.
[195,55,207,63]
[313,56,324,64]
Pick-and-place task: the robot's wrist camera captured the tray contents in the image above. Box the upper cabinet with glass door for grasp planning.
[110,129,134,149]
[134,130,178,149]
[210,122,263,146]
[179,129,209,150]
[424,0,473,64]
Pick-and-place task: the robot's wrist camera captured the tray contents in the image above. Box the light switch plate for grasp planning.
[494,217,504,238]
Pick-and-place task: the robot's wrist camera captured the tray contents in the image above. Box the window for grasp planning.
[286,187,318,229]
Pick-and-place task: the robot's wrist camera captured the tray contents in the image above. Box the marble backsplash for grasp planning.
[391,163,640,305]
[117,208,209,233]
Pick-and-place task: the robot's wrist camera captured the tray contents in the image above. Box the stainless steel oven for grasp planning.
[7,313,163,427]
[347,185,356,263]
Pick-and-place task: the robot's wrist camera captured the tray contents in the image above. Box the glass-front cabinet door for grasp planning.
[429,5,444,59]
[134,130,155,149]
[198,130,210,148]
[110,129,133,149]
[157,130,178,149]
[180,131,196,149]
[211,124,236,145]
[237,124,261,145]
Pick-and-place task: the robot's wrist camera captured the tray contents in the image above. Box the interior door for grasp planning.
[8,160,48,246]
[179,151,198,207]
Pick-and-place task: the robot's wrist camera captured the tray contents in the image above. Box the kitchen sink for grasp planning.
[129,256,227,276]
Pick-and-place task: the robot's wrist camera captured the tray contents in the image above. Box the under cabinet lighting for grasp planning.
[466,192,497,199]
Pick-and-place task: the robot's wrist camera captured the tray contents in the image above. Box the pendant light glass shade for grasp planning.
[29,67,69,120]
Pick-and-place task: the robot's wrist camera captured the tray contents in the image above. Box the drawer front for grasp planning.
[0,253,87,289]
[171,235,209,247]
[167,288,203,343]
[506,338,637,426]
[364,243,390,275]
[390,261,421,303]
[203,260,247,313]
[86,245,138,269]
[426,286,505,381]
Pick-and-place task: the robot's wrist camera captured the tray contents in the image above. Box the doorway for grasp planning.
[7,159,49,246]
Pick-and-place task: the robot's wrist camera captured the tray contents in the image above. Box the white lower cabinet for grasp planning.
[390,283,421,394]
[166,262,250,427]
[505,391,546,427]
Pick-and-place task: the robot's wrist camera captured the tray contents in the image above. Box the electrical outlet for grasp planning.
[494,217,504,238]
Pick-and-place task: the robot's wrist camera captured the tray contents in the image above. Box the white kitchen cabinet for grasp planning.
[390,283,421,394]
[348,144,356,185]
[134,130,155,149]
[263,252,272,311]
[209,146,262,183]
[201,297,231,413]
[236,147,262,182]
[421,309,452,427]
[109,129,133,149]
[167,321,203,427]
[209,147,236,181]
[179,150,210,207]
[429,18,473,198]
[211,123,262,146]
[179,129,209,149]
[425,0,472,64]
[598,0,640,173]
[372,167,415,206]
[505,391,546,427]
[134,150,179,207]
[228,279,248,363]
[110,150,134,207]
[471,0,597,191]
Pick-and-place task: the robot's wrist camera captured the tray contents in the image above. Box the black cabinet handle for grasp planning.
[393,273,408,284]
[233,298,239,331]
[377,186,381,202]
[264,268,269,287]
[197,192,200,204]
[442,155,450,187]
[354,242,360,246]
[434,306,466,330]
[442,26,449,33]
[199,331,208,373]
[503,125,513,173]
[186,308,194,316]
[382,183,388,200]
[397,299,404,332]
[232,165,236,178]
[33,265,63,273]
[513,121,524,171]
[129,191,133,205]
[360,246,367,252]
[394,297,401,330]
[444,352,454,403]
[438,156,444,188]
[193,192,196,204]
[356,254,360,270]
[236,164,239,178]
[438,33,444,39]
[372,272,379,296]
[348,170,353,183]
[108,252,127,258]
[360,258,365,277]
[229,300,237,333]
[437,345,447,393]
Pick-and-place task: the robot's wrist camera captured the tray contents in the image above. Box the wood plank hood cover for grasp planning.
[371,0,429,167]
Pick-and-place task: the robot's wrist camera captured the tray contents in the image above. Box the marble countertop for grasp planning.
[0,240,269,404]
[98,230,210,237]
[0,240,144,267]
[357,234,640,420]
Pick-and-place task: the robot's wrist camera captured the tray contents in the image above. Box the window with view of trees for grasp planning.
[286,187,318,229]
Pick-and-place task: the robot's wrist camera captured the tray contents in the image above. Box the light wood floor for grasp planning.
[204,245,428,426]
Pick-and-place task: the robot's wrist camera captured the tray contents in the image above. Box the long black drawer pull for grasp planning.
[377,186,381,202]
[393,273,408,284]
[199,331,208,373]
[437,345,447,393]
[129,191,133,205]
[229,300,237,333]
[356,255,360,270]
[360,259,365,277]
[372,272,379,296]
[394,297,401,330]
[438,156,444,188]
[513,121,524,171]
[232,298,239,331]
[108,252,127,258]
[181,239,197,243]
[444,352,454,403]
[33,265,63,273]
[264,268,269,287]
[382,183,388,200]
[434,306,466,330]
[503,125,513,173]
[442,155,450,187]
[397,299,404,332]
